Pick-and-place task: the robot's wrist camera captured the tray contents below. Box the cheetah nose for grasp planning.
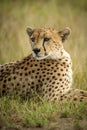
[33,48,40,55]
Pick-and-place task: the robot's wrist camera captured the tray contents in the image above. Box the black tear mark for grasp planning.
[43,41,46,55]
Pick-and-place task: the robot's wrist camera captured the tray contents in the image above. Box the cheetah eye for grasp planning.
[31,37,35,42]
[44,37,51,42]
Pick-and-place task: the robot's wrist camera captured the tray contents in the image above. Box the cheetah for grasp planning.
[0,27,87,102]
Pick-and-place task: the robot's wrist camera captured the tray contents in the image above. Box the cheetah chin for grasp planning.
[33,54,51,60]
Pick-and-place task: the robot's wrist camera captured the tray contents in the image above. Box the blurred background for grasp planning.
[0,0,87,89]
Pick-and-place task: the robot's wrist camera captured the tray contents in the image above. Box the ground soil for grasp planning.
[0,115,87,130]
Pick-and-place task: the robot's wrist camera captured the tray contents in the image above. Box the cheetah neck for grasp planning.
[48,49,71,63]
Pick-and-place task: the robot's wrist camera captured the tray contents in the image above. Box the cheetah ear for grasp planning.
[58,27,71,42]
[26,27,33,37]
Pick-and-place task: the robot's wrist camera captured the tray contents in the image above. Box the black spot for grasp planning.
[25,73,28,76]
[59,78,62,81]
[16,92,18,95]
[80,97,84,100]
[53,94,55,97]
[80,91,84,94]
[13,76,16,80]
[30,64,33,67]
[61,64,63,66]
[52,76,56,78]
[55,86,58,89]
[38,80,41,82]
[35,64,38,66]
[35,76,37,78]
[43,88,45,91]
[8,78,11,81]
[3,84,6,88]
[4,80,6,83]
[54,98,57,100]
[80,99,83,102]
[60,91,62,93]
[17,83,20,86]
[28,71,31,74]
[60,98,63,101]
[37,68,40,71]
[21,66,24,69]
[39,75,41,78]
[19,78,22,81]
[24,67,28,70]
[73,97,77,101]
[54,70,57,72]
[47,78,49,80]
[57,73,60,76]
[22,85,25,88]
[2,90,6,95]
[27,62,29,65]
[49,88,52,91]
[16,72,19,74]
[32,70,35,73]
[40,65,43,67]
[42,78,44,81]
[49,93,51,96]
[65,59,68,62]
[52,82,55,84]
[22,61,25,64]
[22,90,25,93]
[20,73,23,76]
[31,82,34,85]
[1,69,4,72]
[47,64,51,66]
[11,83,14,86]
[60,95,63,98]
[31,86,34,89]
[28,83,30,86]
[63,62,65,64]
[60,69,63,71]
[25,78,28,81]
[47,69,50,71]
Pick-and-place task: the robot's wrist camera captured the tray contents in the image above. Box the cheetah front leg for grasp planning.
[59,89,87,103]
[71,89,87,97]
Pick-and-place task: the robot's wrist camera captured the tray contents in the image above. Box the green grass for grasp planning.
[0,96,87,129]
[0,0,87,129]
[73,121,83,130]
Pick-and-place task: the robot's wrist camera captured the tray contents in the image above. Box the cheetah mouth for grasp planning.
[32,51,50,60]
[33,54,50,60]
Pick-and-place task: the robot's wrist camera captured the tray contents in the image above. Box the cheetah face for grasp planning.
[27,27,70,60]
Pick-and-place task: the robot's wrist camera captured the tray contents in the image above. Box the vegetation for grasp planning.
[0,0,87,129]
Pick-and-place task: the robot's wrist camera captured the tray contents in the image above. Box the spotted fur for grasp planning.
[0,27,87,102]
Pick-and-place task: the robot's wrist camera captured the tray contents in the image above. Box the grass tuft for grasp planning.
[0,96,87,128]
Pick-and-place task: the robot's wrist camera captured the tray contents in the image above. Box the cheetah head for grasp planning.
[27,27,71,60]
